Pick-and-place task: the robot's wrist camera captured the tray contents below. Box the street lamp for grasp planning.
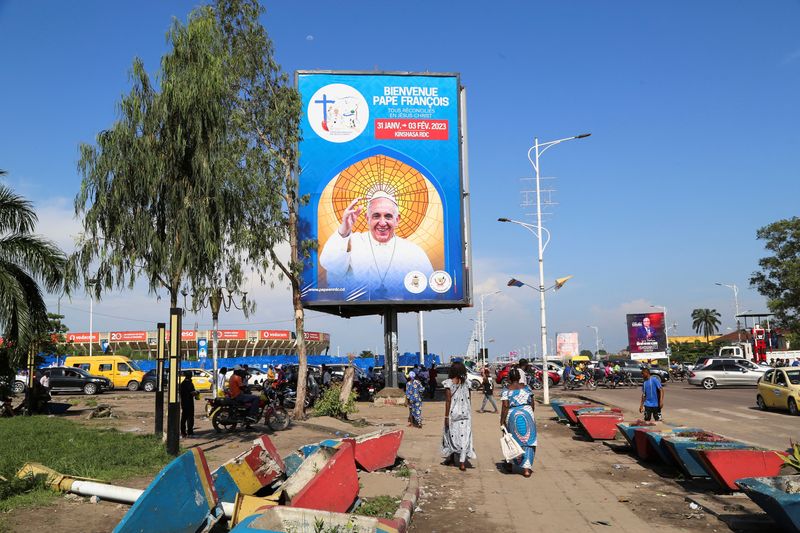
[185,283,249,397]
[87,279,97,357]
[715,282,741,341]
[650,305,671,365]
[497,132,590,404]
[479,290,502,368]
[587,326,600,360]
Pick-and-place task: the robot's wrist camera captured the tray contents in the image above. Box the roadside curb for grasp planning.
[385,469,419,533]
[291,418,371,437]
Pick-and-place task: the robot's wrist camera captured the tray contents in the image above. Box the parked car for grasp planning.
[41,367,111,395]
[608,360,670,383]
[224,367,269,387]
[142,368,213,392]
[531,364,561,387]
[687,361,763,389]
[694,357,768,374]
[12,372,28,394]
[756,367,800,415]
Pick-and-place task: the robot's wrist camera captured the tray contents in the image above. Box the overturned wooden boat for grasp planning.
[212,435,285,505]
[690,448,788,491]
[353,429,404,472]
[114,448,222,533]
[576,412,623,440]
[737,476,800,533]
[280,439,359,513]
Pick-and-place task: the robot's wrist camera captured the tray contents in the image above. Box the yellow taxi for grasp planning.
[757,367,800,416]
[188,368,213,392]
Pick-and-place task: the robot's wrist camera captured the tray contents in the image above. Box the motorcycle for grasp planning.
[564,372,597,391]
[208,388,289,433]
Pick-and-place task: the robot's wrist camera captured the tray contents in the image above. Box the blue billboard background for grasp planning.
[297,72,467,310]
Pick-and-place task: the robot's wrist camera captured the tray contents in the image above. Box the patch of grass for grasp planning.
[354,495,399,519]
[0,416,171,511]
[84,398,98,408]
[393,465,411,478]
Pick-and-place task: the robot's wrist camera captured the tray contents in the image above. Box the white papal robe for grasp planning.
[319,231,434,297]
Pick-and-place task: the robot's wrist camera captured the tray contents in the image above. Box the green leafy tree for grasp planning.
[359,350,375,359]
[212,0,310,418]
[34,313,72,355]
[751,217,800,335]
[70,9,252,319]
[579,349,593,358]
[691,308,722,342]
[0,175,66,386]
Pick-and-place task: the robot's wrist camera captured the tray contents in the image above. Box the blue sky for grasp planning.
[1,1,799,358]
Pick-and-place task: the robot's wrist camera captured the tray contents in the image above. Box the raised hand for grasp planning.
[338,197,362,237]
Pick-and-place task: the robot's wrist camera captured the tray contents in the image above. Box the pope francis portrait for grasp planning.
[319,191,434,298]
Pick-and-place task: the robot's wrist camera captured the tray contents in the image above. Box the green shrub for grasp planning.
[314,384,357,419]
[355,495,399,519]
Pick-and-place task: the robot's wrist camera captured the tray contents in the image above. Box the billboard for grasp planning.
[556,332,580,359]
[297,71,469,313]
[627,312,668,360]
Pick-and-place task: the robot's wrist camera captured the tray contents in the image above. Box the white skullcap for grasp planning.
[368,190,398,205]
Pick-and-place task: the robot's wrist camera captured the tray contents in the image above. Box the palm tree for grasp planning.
[691,308,722,342]
[0,173,66,373]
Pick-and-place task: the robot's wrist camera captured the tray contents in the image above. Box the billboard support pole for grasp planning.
[154,323,165,435]
[384,308,398,388]
[418,312,425,366]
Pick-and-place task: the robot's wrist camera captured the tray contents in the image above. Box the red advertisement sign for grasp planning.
[304,331,322,342]
[218,329,246,340]
[374,119,449,140]
[165,330,196,341]
[260,330,292,340]
[110,331,147,342]
[67,332,100,343]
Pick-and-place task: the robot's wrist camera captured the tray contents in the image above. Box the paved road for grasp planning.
[559,381,797,450]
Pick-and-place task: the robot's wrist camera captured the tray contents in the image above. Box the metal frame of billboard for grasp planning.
[295,70,472,317]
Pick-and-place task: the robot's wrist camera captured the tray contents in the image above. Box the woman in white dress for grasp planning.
[441,362,476,471]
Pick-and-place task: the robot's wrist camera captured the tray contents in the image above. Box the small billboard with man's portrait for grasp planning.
[627,312,667,360]
[556,332,580,360]
[296,71,471,315]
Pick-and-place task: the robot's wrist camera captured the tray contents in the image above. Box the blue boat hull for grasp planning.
[737,476,800,533]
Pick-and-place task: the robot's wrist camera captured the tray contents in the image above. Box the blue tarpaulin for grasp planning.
[40,352,440,372]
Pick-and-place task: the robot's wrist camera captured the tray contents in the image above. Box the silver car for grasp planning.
[688,360,763,389]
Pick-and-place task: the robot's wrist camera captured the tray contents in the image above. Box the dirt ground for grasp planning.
[2,391,764,532]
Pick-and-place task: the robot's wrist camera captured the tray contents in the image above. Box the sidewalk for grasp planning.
[314,397,723,532]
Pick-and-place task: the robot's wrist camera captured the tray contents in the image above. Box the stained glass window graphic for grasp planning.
[331,154,430,239]
[318,153,445,274]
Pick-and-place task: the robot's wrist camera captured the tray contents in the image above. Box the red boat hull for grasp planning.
[633,428,658,460]
[562,403,603,424]
[693,449,789,491]
[577,413,624,440]
[289,440,359,513]
[354,430,404,472]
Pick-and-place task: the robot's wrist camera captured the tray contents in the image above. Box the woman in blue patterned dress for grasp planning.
[500,368,537,477]
[405,371,424,428]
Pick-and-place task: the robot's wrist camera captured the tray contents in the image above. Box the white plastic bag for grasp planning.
[500,427,524,461]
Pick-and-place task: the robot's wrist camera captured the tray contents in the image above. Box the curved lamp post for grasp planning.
[497,132,590,405]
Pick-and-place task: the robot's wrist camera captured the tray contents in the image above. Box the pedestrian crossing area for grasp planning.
[675,407,762,421]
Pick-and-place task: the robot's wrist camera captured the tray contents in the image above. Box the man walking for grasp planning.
[639,367,664,421]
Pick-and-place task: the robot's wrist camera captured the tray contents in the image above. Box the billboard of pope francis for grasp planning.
[297,71,470,313]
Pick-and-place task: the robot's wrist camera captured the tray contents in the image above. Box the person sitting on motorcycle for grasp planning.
[603,361,613,381]
[229,369,259,421]
[562,362,574,384]
[612,362,623,386]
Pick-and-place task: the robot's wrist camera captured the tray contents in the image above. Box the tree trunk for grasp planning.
[288,179,308,420]
[338,365,355,418]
